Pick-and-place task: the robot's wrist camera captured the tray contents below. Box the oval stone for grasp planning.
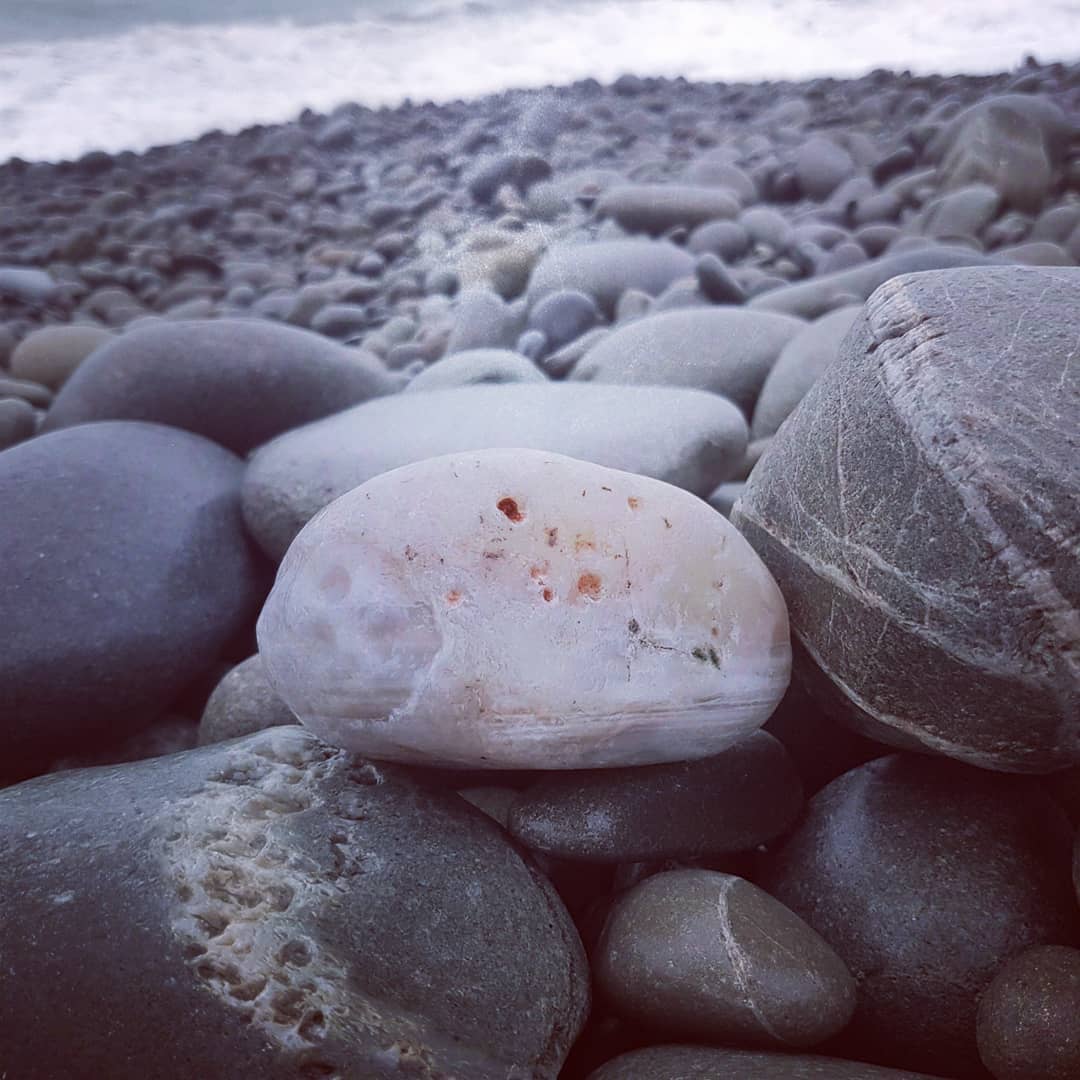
[257,449,790,769]
[594,870,856,1047]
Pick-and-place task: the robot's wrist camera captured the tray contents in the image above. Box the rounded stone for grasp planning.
[750,304,862,439]
[735,267,1080,772]
[0,397,37,450]
[403,348,546,393]
[527,289,601,351]
[758,754,1079,1075]
[527,240,695,317]
[41,319,395,454]
[596,184,741,236]
[506,729,802,861]
[257,449,790,770]
[571,308,804,417]
[197,655,298,746]
[0,421,264,771]
[588,1045,954,1079]
[595,870,856,1047]
[0,727,589,1078]
[976,945,1080,1080]
[687,219,751,261]
[242,383,749,561]
[9,325,115,390]
[794,137,857,201]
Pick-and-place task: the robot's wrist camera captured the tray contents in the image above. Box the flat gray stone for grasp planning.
[571,308,803,417]
[243,383,749,561]
[735,267,1080,772]
[42,319,396,454]
[0,727,589,1078]
[404,348,546,393]
[595,869,856,1047]
[596,184,741,235]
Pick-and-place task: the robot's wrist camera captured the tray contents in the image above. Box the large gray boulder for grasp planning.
[571,308,804,417]
[243,383,748,561]
[0,422,264,774]
[0,727,589,1078]
[41,319,396,454]
[734,267,1079,773]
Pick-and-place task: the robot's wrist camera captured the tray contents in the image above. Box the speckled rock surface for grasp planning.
[0,727,589,1079]
[258,449,790,769]
[735,267,1080,772]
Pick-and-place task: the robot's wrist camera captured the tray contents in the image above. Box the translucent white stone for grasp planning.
[257,449,791,769]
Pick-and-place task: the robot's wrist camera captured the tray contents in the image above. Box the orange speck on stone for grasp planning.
[574,535,596,553]
[577,572,602,600]
[546,527,559,547]
[497,497,523,522]
[542,588,554,602]
[627,496,641,510]
[446,590,462,605]
[711,626,720,638]
[530,563,549,580]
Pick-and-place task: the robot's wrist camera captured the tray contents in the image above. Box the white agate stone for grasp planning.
[257,449,791,769]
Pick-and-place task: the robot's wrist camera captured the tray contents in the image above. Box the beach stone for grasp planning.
[588,1045,953,1079]
[596,184,740,235]
[747,244,995,318]
[688,219,751,261]
[750,305,862,439]
[527,240,695,317]
[976,946,1080,1080]
[197,655,297,746]
[0,266,57,305]
[0,374,51,408]
[0,422,263,772]
[571,308,803,417]
[243,383,750,561]
[595,870,855,1047]
[0,397,37,450]
[930,95,1073,213]
[404,348,546,393]
[708,481,745,519]
[506,729,801,861]
[446,288,520,353]
[527,289,601,351]
[684,159,758,203]
[0,727,589,1079]
[795,137,857,200]
[819,242,867,274]
[9,325,115,390]
[0,323,15,367]
[257,449,790,769]
[695,253,746,305]
[738,207,793,251]
[1075,828,1079,904]
[41,319,395,454]
[919,183,1001,241]
[735,267,1080,771]
[309,303,371,339]
[758,754,1079,1075]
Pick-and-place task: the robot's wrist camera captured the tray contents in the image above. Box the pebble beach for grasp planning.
[0,27,1078,1080]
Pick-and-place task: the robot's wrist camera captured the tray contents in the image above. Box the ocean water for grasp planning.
[0,0,1077,163]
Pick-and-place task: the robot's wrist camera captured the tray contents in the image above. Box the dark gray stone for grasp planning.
[0,727,589,1079]
[527,240,695,317]
[0,397,36,450]
[0,374,51,408]
[596,184,740,235]
[571,308,803,417]
[527,289,601,351]
[794,137,857,200]
[588,1045,954,1079]
[41,319,394,454]
[243,383,748,560]
[919,183,1000,242]
[707,480,745,518]
[695,253,746,305]
[735,268,1080,772]
[595,870,856,1047]
[197,655,297,746]
[758,754,1079,1075]
[0,421,263,771]
[506,730,802,862]
[976,946,1080,1080]
[750,304,862,439]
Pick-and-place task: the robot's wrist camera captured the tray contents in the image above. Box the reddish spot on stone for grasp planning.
[711,626,720,638]
[497,497,523,522]
[542,588,554,602]
[546,527,559,547]
[483,550,505,560]
[574,535,596,553]
[530,563,549,580]
[627,496,641,510]
[318,565,351,601]
[446,590,462,605]
[577,572,602,600]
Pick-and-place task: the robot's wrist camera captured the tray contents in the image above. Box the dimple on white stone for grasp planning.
[257,449,791,769]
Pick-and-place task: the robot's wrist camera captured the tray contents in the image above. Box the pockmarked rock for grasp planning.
[41,319,396,454]
[735,267,1080,772]
[0,727,589,1079]
[758,754,1079,1075]
[257,450,791,769]
[976,945,1080,1080]
[571,308,804,417]
[506,729,802,861]
[242,383,749,561]
[0,421,263,770]
[527,240,695,317]
[587,1045,956,1079]
[594,870,856,1047]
